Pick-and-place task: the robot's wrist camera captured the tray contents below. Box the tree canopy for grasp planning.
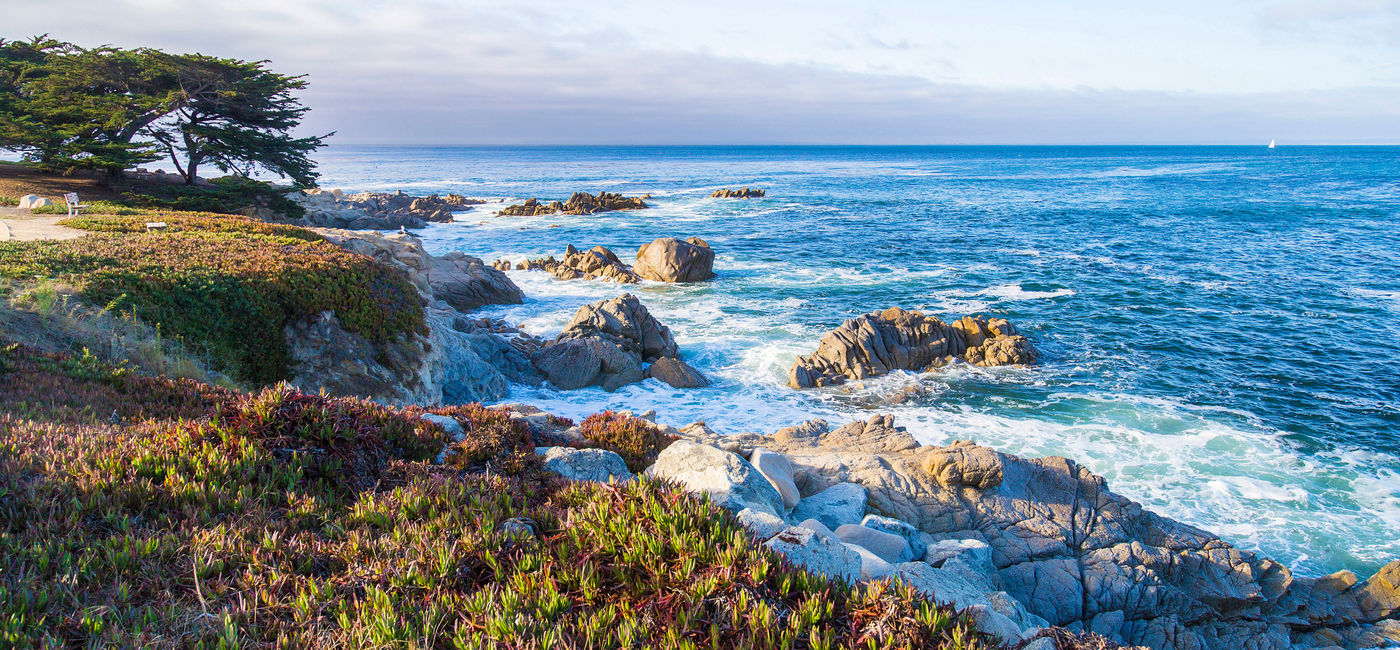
[0,37,329,186]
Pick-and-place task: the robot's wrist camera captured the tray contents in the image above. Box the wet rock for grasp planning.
[536,446,633,483]
[710,187,765,199]
[498,191,648,216]
[791,482,867,531]
[531,336,642,391]
[532,295,686,391]
[428,252,523,311]
[646,440,785,517]
[788,308,1038,388]
[644,357,711,388]
[633,236,716,283]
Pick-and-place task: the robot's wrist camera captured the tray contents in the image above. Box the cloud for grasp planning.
[5,0,1399,144]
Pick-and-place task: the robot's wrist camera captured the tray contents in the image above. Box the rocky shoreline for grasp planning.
[286,202,1400,650]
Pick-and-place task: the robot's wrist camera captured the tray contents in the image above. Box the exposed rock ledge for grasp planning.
[531,294,709,390]
[505,244,641,283]
[711,187,766,198]
[790,307,1039,388]
[628,414,1400,649]
[286,229,540,406]
[291,189,483,230]
[498,191,648,216]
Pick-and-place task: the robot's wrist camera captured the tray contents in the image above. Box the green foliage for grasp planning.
[436,404,538,473]
[32,199,140,215]
[1,36,327,184]
[0,195,17,206]
[577,410,678,473]
[0,220,424,383]
[120,176,306,218]
[0,347,992,648]
[57,209,318,239]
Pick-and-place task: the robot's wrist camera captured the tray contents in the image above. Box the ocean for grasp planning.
[312,144,1400,579]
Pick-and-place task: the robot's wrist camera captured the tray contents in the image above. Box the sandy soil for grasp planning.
[0,208,85,241]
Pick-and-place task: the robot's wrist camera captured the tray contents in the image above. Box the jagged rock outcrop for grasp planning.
[633,237,716,283]
[531,294,708,391]
[292,189,482,229]
[291,229,538,406]
[711,187,766,199]
[511,245,641,283]
[789,308,1039,388]
[644,356,711,388]
[668,413,1400,649]
[498,191,648,216]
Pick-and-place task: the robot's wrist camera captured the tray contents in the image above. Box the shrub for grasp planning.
[33,200,140,216]
[577,410,677,473]
[120,176,305,219]
[0,196,17,206]
[58,210,321,240]
[433,403,538,473]
[0,229,424,383]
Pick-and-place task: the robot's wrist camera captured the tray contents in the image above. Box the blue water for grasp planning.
[313,145,1400,578]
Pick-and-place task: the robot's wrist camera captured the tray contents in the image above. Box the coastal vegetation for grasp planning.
[0,343,992,648]
[0,210,424,384]
[0,36,327,186]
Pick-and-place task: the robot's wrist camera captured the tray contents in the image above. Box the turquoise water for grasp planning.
[314,145,1400,578]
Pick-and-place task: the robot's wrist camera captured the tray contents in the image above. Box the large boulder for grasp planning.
[647,440,785,517]
[531,336,642,391]
[788,308,1038,388]
[516,245,640,283]
[633,237,716,283]
[750,448,800,509]
[835,523,911,564]
[428,252,523,311]
[18,194,53,209]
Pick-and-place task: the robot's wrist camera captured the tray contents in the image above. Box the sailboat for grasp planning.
[1268,138,1276,149]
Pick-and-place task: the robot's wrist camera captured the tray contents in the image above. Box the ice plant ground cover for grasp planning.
[0,343,997,648]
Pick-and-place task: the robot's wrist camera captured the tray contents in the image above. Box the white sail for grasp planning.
[1268,138,1276,149]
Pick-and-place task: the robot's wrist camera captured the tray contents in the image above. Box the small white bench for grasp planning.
[63,192,88,217]
[145,222,168,231]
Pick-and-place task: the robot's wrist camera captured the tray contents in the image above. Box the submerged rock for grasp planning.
[788,308,1038,388]
[633,237,716,283]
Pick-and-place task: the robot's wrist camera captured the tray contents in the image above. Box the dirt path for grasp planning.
[0,207,85,242]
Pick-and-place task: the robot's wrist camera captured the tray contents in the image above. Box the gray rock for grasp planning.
[646,441,784,517]
[791,482,867,531]
[835,524,911,564]
[535,447,633,483]
[420,413,464,439]
[924,538,995,575]
[645,357,711,388]
[735,507,787,540]
[633,236,716,283]
[750,448,800,509]
[846,542,895,581]
[499,517,535,538]
[532,337,643,391]
[965,604,1028,643]
[428,251,523,312]
[765,525,862,584]
[894,561,991,610]
[797,518,839,540]
[556,293,677,361]
[860,514,924,561]
[1021,638,1055,650]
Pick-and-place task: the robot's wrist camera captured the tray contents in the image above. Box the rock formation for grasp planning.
[292,189,482,229]
[650,414,1400,649]
[711,187,766,199]
[789,308,1039,388]
[530,294,708,391]
[288,229,539,406]
[510,244,641,283]
[633,237,716,283]
[498,192,648,216]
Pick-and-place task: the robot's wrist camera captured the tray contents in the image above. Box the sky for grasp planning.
[5,0,1400,144]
